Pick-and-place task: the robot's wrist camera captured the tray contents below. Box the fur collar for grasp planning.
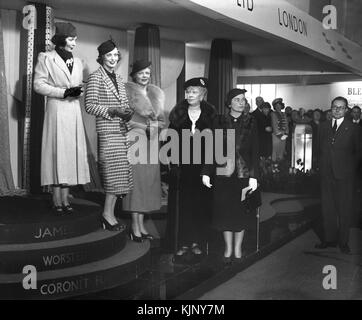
[169,99,217,129]
[125,82,164,118]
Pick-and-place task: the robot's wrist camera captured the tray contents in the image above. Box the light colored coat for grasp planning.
[33,50,90,186]
[122,82,165,212]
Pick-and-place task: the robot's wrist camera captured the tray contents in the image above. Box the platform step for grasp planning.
[0,240,151,299]
[0,197,102,244]
[0,229,127,273]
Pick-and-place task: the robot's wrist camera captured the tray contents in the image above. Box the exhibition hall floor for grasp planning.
[74,193,325,300]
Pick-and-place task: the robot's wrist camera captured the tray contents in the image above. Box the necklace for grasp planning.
[188,106,201,134]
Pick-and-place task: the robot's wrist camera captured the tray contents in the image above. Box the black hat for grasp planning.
[130,60,152,76]
[97,40,117,56]
[183,77,208,90]
[54,22,77,37]
[225,88,247,106]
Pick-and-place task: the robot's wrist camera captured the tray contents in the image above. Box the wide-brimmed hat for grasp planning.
[130,60,152,76]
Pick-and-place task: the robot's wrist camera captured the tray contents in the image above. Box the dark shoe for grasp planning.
[141,233,154,241]
[51,205,63,215]
[129,230,143,243]
[62,204,74,214]
[315,241,337,249]
[101,217,123,231]
[233,256,245,263]
[222,256,232,266]
[339,244,351,254]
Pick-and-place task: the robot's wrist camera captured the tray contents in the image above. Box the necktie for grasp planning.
[332,120,337,134]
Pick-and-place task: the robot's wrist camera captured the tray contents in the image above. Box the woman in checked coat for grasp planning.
[33,22,90,215]
[85,40,134,231]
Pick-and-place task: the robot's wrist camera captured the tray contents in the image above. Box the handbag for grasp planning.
[241,187,261,213]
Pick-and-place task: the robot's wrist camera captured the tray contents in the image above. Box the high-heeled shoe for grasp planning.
[129,230,143,243]
[222,256,232,266]
[62,204,74,214]
[101,217,122,231]
[51,205,63,215]
[141,232,154,241]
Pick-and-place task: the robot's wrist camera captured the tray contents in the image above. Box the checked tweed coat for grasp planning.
[33,50,90,186]
[85,66,133,195]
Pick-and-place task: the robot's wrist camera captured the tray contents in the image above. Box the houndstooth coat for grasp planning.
[85,66,133,195]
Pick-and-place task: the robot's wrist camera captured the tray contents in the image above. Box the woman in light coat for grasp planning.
[122,60,165,242]
[33,22,90,215]
[85,40,134,231]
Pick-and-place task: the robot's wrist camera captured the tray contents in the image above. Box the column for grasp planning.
[208,39,233,114]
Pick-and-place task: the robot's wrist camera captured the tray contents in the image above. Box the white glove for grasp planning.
[202,175,212,188]
[248,178,258,192]
[280,134,288,141]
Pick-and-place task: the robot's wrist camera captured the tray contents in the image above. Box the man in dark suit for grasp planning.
[252,97,272,158]
[316,97,361,253]
[351,105,362,126]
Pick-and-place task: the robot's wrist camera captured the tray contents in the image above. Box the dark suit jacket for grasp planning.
[318,118,361,179]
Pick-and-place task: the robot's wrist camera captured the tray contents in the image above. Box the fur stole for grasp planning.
[169,99,217,130]
[125,82,165,120]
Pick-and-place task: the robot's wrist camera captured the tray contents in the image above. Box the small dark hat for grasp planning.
[226,88,247,106]
[272,98,285,107]
[54,22,77,37]
[184,77,208,90]
[130,60,152,76]
[97,40,117,56]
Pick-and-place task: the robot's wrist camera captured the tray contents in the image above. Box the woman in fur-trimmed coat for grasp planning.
[122,60,165,242]
[165,77,218,258]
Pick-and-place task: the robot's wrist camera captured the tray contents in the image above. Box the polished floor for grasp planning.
[73,199,321,300]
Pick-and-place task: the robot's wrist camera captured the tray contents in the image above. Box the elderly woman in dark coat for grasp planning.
[212,89,259,263]
[166,77,217,258]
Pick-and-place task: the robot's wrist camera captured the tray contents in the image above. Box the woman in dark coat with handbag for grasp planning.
[212,89,259,263]
[167,77,217,258]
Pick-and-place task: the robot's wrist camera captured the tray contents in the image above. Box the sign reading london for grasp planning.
[278,8,307,37]
[173,0,362,73]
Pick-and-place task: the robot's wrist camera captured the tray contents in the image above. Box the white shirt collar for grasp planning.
[332,117,344,128]
[353,119,360,124]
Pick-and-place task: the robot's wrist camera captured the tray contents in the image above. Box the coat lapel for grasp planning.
[100,67,121,102]
[335,118,349,139]
[52,51,71,82]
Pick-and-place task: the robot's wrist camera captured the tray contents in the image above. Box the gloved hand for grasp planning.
[248,177,258,192]
[108,107,134,121]
[202,175,212,188]
[280,134,288,141]
[64,86,83,98]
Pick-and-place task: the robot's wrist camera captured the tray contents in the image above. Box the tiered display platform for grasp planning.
[0,196,150,299]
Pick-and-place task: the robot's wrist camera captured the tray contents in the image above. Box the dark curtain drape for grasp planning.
[29,3,46,194]
[0,11,16,195]
[207,39,233,114]
[176,55,185,103]
[133,24,161,86]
